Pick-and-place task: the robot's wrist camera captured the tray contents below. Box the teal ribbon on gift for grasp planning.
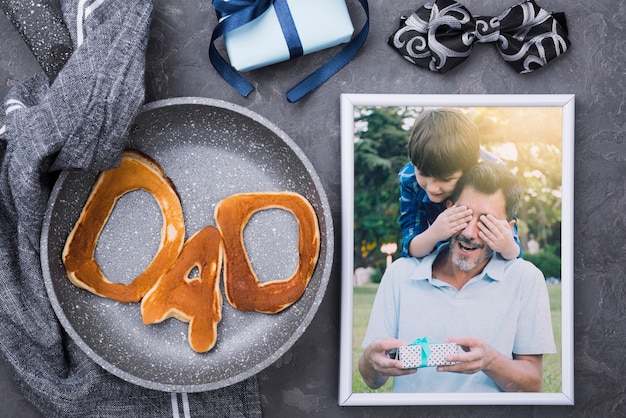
[409,337,432,366]
[209,0,369,103]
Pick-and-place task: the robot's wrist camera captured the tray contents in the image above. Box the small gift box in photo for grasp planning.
[397,340,462,369]
[396,344,422,369]
[223,0,355,72]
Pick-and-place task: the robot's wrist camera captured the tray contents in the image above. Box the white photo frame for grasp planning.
[339,94,575,406]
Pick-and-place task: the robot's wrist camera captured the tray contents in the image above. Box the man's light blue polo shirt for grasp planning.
[362,245,556,393]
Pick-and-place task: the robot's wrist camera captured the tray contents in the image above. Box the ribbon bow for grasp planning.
[209,0,369,103]
[409,337,432,366]
[388,0,570,74]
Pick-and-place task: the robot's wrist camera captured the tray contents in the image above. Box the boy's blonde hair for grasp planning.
[408,108,480,178]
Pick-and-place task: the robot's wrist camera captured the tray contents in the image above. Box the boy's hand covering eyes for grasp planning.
[477,214,518,257]
[431,205,473,241]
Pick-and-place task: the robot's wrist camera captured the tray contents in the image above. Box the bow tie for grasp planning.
[388,0,570,74]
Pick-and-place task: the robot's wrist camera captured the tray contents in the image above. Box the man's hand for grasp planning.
[358,338,416,389]
[436,337,494,374]
[438,336,543,392]
[477,214,519,259]
[429,205,473,242]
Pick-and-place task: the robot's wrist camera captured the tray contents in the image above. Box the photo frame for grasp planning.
[339,94,574,406]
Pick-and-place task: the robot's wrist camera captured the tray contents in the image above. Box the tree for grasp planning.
[468,106,563,267]
[353,106,417,269]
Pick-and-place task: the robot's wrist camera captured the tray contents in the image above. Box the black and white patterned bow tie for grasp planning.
[388,0,570,74]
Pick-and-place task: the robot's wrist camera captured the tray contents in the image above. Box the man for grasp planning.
[359,161,556,393]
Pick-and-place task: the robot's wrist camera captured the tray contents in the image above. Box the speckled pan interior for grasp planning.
[40,97,333,392]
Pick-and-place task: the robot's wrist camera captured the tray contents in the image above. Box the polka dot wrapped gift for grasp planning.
[397,337,463,369]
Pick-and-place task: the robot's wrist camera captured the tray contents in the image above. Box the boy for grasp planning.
[398,108,521,259]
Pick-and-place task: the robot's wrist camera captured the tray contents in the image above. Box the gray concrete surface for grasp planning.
[1,0,625,416]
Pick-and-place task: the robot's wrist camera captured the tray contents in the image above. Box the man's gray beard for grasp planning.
[451,245,494,271]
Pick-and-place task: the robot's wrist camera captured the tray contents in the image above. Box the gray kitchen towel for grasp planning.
[0,0,262,416]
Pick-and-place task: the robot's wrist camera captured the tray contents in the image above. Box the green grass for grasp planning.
[543,284,562,392]
[352,283,562,393]
[352,284,393,393]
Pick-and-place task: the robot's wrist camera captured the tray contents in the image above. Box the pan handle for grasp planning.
[1,0,73,81]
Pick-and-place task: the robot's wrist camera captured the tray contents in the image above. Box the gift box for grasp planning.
[397,339,462,369]
[223,0,355,72]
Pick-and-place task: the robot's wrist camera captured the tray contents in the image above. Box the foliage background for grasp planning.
[353,105,563,281]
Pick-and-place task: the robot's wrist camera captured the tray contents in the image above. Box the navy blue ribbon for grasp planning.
[210,0,369,103]
[273,0,303,59]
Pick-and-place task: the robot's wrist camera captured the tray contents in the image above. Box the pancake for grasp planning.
[62,150,185,303]
[214,192,320,314]
[140,225,223,353]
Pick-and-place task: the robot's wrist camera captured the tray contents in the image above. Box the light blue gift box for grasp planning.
[223,0,355,72]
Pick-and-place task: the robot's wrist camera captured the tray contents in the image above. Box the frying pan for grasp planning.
[41,97,334,392]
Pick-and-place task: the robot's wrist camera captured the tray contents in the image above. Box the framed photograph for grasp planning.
[339,94,574,406]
